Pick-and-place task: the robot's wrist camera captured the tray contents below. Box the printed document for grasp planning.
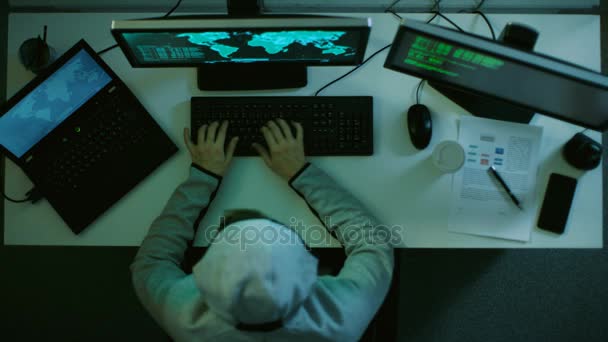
[448,116,543,241]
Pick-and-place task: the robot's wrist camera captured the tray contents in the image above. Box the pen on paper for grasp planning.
[488,165,523,210]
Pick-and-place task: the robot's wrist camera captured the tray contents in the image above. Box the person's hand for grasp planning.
[183,121,238,176]
[252,119,306,181]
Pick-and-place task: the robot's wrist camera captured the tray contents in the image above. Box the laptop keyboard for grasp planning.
[45,86,150,190]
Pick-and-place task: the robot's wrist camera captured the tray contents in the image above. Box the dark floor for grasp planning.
[1,4,607,341]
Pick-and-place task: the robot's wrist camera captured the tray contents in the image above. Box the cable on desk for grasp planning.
[314,44,392,96]
[314,0,406,96]
[456,0,495,40]
[384,0,403,20]
[386,9,403,20]
[386,0,402,10]
[473,10,496,40]
[97,44,119,56]
[3,187,42,204]
[164,0,184,17]
[95,0,184,55]
[314,0,456,96]
[3,192,29,203]
[426,0,442,22]
[415,79,426,105]
[474,0,487,11]
[432,12,464,32]
[432,0,442,12]
[425,0,444,24]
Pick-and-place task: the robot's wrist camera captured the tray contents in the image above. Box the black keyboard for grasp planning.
[191,96,373,156]
[46,85,150,190]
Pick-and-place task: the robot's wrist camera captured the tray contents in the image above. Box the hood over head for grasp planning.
[193,218,318,325]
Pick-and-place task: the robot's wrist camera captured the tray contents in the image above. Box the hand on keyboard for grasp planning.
[252,119,306,181]
[183,120,239,176]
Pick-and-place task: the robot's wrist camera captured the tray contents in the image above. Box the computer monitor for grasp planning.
[111,15,371,90]
[384,19,608,131]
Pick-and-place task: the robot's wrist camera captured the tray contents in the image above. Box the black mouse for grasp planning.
[407,104,432,150]
[563,133,602,170]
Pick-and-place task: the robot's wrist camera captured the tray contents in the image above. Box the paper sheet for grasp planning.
[448,116,543,242]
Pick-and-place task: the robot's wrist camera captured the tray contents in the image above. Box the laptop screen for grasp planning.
[0,49,112,158]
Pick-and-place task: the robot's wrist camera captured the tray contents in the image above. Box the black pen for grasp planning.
[488,165,523,210]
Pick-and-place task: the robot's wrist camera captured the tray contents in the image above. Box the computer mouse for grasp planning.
[407,104,432,150]
[563,133,602,170]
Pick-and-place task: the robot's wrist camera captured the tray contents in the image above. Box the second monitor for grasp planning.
[384,19,608,130]
[111,16,371,90]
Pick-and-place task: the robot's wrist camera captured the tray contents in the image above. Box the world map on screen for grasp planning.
[0,49,112,157]
[176,31,351,58]
[122,30,359,64]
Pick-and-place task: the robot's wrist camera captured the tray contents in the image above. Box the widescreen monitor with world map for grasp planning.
[111,16,371,67]
[111,16,371,90]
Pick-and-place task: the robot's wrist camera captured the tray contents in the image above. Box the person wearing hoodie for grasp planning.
[132,118,395,342]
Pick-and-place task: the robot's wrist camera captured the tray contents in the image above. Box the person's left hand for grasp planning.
[183,120,239,176]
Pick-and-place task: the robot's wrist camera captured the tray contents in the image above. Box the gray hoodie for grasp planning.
[132,163,394,341]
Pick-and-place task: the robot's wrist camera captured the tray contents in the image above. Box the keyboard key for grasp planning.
[191,96,373,156]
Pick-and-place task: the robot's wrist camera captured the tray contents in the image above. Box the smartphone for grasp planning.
[537,173,578,234]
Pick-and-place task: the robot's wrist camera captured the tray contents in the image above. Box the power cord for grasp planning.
[425,0,442,23]
[427,1,464,33]
[314,44,393,96]
[386,9,403,20]
[97,44,118,55]
[432,12,464,32]
[3,187,43,204]
[458,0,496,40]
[474,0,487,11]
[384,0,403,20]
[473,10,496,40]
[315,0,465,96]
[96,0,184,56]
[315,0,407,96]
[164,0,183,17]
[415,79,426,104]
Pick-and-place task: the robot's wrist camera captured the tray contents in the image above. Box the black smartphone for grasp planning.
[537,173,578,234]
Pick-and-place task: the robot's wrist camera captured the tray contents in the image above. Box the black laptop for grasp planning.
[0,40,178,234]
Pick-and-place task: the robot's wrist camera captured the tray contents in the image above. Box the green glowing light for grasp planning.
[404,58,459,77]
[453,48,504,69]
[480,57,504,69]
[407,49,444,66]
[446,60,476,70]
[436,43,452,56]
[404,35,506,75]
[412,36,453,56]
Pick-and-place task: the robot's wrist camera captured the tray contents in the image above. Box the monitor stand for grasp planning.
[197,0,308,91]
[429,23,540,124]
[427,83,536,124]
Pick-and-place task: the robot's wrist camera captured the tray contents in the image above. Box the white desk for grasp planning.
[3,12,603,248]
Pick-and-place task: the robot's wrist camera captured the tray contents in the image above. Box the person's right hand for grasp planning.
[252,119,306,181]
